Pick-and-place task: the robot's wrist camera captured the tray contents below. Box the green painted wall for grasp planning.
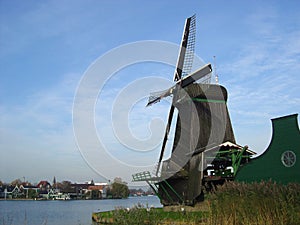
[236,114,300,184]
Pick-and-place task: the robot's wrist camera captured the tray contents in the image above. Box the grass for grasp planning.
[93,204,208,225]
[92,181,300,225]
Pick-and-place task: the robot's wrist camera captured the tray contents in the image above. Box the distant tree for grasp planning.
[27,189,38,199]
[111,181,130,199]
[114,177,123,183]
[0,180,3,186]
[146,187,155,196]
[24,181,32,186]
[57,181,73,193]
[11,179,22,186]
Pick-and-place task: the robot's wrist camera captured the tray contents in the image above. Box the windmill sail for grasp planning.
[146,88,173,107]
[156,106,175,173]
[181,14,196,78]
[155,15,196,175]
[146,64,212,107]
[174,15,196,82]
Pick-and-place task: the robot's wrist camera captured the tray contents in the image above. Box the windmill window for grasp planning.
[281,151,296,167]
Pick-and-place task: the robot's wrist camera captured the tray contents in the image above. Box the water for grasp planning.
[0,196,162,225]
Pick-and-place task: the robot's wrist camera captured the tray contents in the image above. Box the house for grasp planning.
[0,187,6,198]
[0,185,23,199]
[70,183,90,199]
[87,183,107,199]
[20,185,39,192]
[70,181,109,199]
[19,185,39,199]
[35,180,52,199]
[37,181,51,191]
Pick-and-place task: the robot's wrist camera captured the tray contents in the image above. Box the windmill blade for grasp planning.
[181,14,196,78]
[178,63,212,88]
[147,15,197,107]
[155,15,197,176]
[146,63,212,107]
[155,105,175,176]
[146,87,174,107]
[174,15,196,82]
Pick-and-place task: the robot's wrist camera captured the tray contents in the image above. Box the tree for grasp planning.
[10,179,22,186]
[110,181,130,199]
[27,189,38,199]
[56,180,73,193]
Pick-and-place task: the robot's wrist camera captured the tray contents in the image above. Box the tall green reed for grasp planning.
[207,181,300,225]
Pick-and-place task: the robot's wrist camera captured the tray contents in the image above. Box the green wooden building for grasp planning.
[236,114,300,184]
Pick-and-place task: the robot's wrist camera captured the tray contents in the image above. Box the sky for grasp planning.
[0,0,299,185]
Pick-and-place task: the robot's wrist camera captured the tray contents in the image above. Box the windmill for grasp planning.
[132,15,249,206]
[146,15,212,176]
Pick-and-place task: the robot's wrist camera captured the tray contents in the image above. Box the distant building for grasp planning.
[19,185,39,198]
[0,185,22,199]
[68,181,109,199]
[20,185,39,192]
[88,184,107,199]
[37,180,51,191]
[36,180,52,199]
[0,179,110,200]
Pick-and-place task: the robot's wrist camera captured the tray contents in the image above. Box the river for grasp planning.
[0,196,162,225]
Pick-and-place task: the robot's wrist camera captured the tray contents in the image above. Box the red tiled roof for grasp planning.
[37,181,51,187]
[88,185,105,191]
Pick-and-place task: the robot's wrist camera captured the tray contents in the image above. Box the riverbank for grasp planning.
[92,181,300,225]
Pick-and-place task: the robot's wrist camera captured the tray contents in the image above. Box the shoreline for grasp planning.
[0,196,144,201]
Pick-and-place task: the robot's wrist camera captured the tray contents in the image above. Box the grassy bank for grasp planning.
[92,205,208,225]
[93,206,208,224]
[92,181,300,225]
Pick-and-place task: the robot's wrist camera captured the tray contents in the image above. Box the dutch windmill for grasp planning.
[133,15,240,206]
[146,15,212,175]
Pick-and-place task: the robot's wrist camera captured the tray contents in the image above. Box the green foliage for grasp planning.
[27,189,38,199]
[94,204,207,225]
[110,182,130,199]
[207,181,300,225]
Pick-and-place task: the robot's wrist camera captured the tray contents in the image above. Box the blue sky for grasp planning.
[1,0,299,184]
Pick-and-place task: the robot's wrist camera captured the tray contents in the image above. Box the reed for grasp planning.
[207,181,300,225]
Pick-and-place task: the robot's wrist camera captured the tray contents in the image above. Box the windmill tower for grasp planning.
[133,15,247,206]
